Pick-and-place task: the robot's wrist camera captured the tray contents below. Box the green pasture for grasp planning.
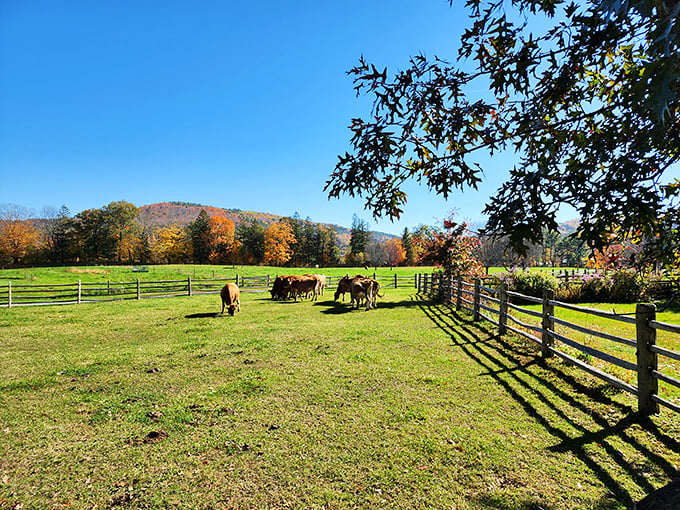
[0,265,581,286]
[0,265,433,286]
[2,283,680,508]
[506,302,680,403]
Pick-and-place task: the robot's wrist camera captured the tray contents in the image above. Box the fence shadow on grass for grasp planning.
[417,297,680,509]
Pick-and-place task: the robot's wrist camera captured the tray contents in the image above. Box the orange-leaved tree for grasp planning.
[207,216,236,264]
[383,238,406,266]
[263,221,296,266]
[0,204,40,264]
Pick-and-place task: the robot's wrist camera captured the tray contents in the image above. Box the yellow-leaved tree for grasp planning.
[263,221,296,266]
[153,225,191,263]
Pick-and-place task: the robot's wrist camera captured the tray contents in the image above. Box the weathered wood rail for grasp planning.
[418,273,680,416]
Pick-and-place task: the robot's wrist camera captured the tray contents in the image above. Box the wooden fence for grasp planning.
[0,273,416,308]
[418,273,680,416]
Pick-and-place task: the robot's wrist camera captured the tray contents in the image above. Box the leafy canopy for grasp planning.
[326,0,679,254]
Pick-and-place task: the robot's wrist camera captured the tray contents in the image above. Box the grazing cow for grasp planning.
[289,276,319,301]
[270,275,292,300]
[334,274,365,301]
[220,283,241,316]
[350,278,375,311]
[334,276,352,301]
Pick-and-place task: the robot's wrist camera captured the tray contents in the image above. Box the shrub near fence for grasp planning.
[418,273,680,416]
[1,273,414,307]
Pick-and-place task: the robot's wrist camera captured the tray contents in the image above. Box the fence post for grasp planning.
[636,303,659,415]
[235,274,239,287]
[541,289,554,358]
[456,275,463,311]
[188,277,192,297]
[78,280,82,304]
[137,278,141,300]
[499,283,508,335]
[8,281,11,309]
[473,278,481,321]
[394,274,398,289]
[107,280,110,296]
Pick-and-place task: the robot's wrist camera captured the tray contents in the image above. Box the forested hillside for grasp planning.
[139,202,398,247]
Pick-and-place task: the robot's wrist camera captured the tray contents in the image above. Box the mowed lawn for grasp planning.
[2,287,680,509]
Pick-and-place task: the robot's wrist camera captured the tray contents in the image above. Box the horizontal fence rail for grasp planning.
[1,273,414,308]
[417,273,680,417]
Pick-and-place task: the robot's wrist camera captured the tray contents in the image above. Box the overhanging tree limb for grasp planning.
[327,0,679,256]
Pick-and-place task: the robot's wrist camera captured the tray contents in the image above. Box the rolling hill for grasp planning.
[138,202,399,248]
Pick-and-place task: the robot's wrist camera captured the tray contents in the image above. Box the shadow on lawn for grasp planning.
[417,297,680,510]
[316,298,423,314]
[185,312,221,319]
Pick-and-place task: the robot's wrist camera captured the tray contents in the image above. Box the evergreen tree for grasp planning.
[402,227,415,266]
[349,214,370,256]
[188,210,211,264]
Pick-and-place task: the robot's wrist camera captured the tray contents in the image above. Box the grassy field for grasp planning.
[501,300,680,406]
[2,281,680,509]
[0,265,433,286]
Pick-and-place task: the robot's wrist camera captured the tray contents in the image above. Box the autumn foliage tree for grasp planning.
[263,221,297,266]
[0,204,40,264]
[419,214,485,278]
[383,238,406,266]
[206,216,236,264]
[154,225,191,263]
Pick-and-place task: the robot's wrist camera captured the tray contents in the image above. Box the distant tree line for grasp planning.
[2,202,672,272]
[0,202,400,268]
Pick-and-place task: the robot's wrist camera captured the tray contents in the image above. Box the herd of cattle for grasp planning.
[220,274,382,315]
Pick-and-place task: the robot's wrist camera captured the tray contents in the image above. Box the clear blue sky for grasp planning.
[1,0,566,234]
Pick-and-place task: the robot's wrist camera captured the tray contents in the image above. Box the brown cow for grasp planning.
[304,273,327,297]
[270,275,293,300]
[220,283,241,316]
[367,278,382,308]
[350,278,374,311]
[334,274,365,301]
[289,276,319,301]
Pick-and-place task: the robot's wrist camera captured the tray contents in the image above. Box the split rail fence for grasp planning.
[0,273,416,308]
[418,273,680,416]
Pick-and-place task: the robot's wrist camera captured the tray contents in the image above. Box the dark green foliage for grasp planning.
[609,270,644,303]
[328,1,680,255]
[188,210,210,264]
[236,218,265,264]
[349,214,370,256]
[281,213,341,267]
[402,227,415,266]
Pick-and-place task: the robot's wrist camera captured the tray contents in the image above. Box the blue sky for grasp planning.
[2,1,565,234]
